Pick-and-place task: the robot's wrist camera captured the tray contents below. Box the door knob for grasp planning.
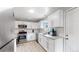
[65,38,69,40]
[65,35,68,36]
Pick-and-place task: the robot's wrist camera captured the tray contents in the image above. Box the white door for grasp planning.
[65,8,79,52]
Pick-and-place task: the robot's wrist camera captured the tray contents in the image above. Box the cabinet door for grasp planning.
[40,35,44,47]
[31,23,38,29]
[27,33,36,41]
[42,37,48,51]
[38,34,48,51]
[31,33,36,40]
[38,34,42,45]
[48,39,55,52]
[48,9,63,27]
[55,38,63,52]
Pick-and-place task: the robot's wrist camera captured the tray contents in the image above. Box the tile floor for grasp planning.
[16,41,45,52]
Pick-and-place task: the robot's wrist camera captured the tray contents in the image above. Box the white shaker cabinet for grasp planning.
[48,38,63,52]
[48,39,55,52]
[47,9,64,27]
[27,33,36,41]
[42,36,48,51]
[26,22,38,29]
[38,34,63,52]
[38,34,41,44]
[38,34,43,46]
[31,23,39,29]
[15,21,39,29]
[39,35,44,47]
[38,34,48,51]
[55,38,63,52]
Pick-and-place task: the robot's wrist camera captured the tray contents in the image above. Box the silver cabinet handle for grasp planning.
[65,38,69,40]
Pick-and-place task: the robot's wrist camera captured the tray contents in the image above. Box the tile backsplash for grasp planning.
[55,27,64,37]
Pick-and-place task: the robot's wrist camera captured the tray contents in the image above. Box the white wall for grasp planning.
[0,8,15,52]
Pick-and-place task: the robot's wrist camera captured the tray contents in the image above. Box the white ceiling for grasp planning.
[13,7,71,22]
[13,7,58,22]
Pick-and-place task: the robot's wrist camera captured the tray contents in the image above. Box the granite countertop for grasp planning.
[39,33,63,40]
[44,34,63,40]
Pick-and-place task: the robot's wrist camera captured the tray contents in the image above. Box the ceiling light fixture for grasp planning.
[28,9,35,13]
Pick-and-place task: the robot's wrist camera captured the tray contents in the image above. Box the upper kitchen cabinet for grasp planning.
[47,9,64,27]
[31,22,39,29]
[15,21,39,29]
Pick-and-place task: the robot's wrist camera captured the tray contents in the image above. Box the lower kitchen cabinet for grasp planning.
[42,37,48,51]
[27,33,36,41]
[38,34,48,51]
[38,34,41,44]
[38,34,40,44]
[55,38,63,52]
[48,39,55,52]
[48,38,64,52]
[38,34,63,52]
[39,35,44,48]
